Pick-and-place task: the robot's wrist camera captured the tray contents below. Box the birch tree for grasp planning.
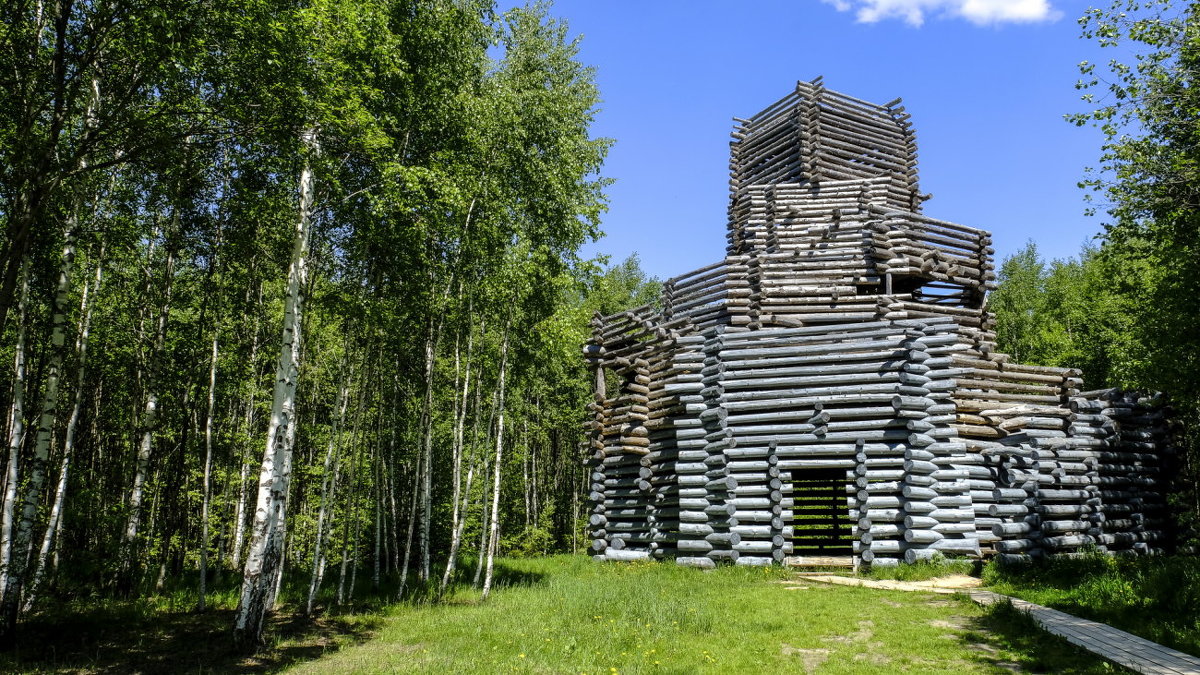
[232,127,318,647]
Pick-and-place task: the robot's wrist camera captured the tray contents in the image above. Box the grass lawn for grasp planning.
[287,555,1117,674]
[983,553,1200,658]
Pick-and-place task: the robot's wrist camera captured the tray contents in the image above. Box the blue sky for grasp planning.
[529,0,1123,281]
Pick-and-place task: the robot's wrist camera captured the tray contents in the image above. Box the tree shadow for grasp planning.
[0,605,381,674]
[0,557,552,673]
[956,599,1127,674]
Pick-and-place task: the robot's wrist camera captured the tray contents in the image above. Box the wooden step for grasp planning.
[784,555,857,568]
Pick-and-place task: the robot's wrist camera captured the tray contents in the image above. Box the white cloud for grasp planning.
[820,0,1062,26]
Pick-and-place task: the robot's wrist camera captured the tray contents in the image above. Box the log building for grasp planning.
[583,78,1177,568]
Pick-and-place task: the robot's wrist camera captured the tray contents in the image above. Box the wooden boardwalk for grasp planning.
[968,591,1200,675]
[798,575,1200,674]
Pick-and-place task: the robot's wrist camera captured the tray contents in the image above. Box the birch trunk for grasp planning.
[372,438,381,590]
[523,438,530,530]
[417,325,436,582]
[305,373,349,615]
[0,267,30,605]
[397,454,420,598]
[473,367,499,589]
[481,331,510,601]
[346,495,362,605]
[336,381,368,605]
[441,455,478,593]
[120,238,175,590]
[198,333,218,611]
[232,129,317,648]
[0,223,76,635]
[472,471,488,588]
[230,284,262,569]
[439,318,474,593]
[24,251,102,612]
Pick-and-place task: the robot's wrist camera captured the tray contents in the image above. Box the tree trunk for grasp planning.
[119,236,176,592]
[232,129,317,649]
[372,439,382,590]
[397,454,420,598]
[24,250,102,613]
[0,266,30,605]
[440,317,475,593]
[230,288,262,569]
[198,332,218,611]
[481,331,510,601]
[417,324,437,582]
[305,372,349,616]
[0,221,76,637]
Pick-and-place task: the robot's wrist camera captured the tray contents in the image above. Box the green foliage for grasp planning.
[1048,0,1200,539]
[0,0,661,645]
[990,241,1136,388]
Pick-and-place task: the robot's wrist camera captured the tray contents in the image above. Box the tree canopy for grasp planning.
[0,0,664,647]
[993,0,1200,539]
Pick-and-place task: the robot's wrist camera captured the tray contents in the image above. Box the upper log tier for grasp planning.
[729,77,925,236]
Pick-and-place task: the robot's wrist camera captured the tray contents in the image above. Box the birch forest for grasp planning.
[0,0,653,647]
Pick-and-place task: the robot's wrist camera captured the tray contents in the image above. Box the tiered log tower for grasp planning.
[584,78,1177,568]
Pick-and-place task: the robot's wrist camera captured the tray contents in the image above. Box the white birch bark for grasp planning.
[230,298,261,569]
[481,332,510,601]
[372,437,381,590]
[0,267,30,604]
[305,374,348,615]
[472,470,488,589]
[1,223,76,631]
[383,451,400,575]
[440,322,475,593]
[336,384,367,605]
[120,240,174,584]
[24,251,102,612]
[233,128,317,647]
[397,453,420,597]
[523,436,530,529]
[417,326,436,582]
[345,494,362,605]
[199,332,218,611]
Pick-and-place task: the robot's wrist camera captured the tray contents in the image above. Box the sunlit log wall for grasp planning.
[584,78,1177,567]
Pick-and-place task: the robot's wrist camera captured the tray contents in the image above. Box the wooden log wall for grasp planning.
[984,390,1177,563]
[583,79,1178,568]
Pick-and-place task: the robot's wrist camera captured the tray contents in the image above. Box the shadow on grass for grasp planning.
[0,606,379,674]
[0,559,548,674]
[957,599,1128,674]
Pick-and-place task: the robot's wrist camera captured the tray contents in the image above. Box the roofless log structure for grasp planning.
[583,78,1178,568]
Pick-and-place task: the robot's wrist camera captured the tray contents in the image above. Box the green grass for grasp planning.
[983,553,1200,658]
[0,554,1130,673]
[287,555,1116,674]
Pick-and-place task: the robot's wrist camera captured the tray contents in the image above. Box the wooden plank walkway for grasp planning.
[797,575,1200,674]
[967,591,1200,675]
